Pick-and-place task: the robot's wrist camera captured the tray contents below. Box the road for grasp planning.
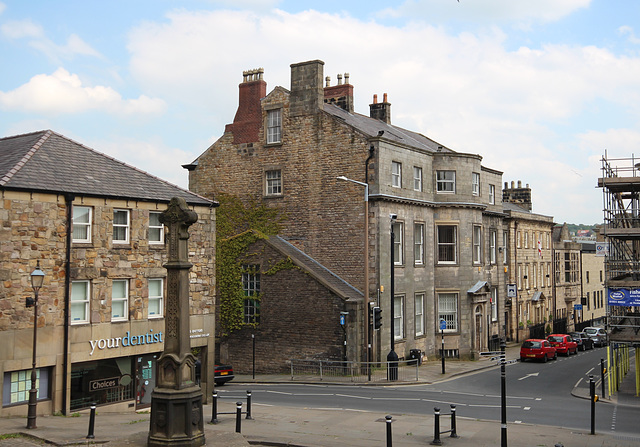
[219,347,640,439]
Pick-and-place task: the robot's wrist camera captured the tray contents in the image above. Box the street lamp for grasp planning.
[336,176,370,373]
[27,261,45,429]
[388,214,398,381]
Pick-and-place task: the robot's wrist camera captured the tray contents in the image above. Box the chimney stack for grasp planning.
[291,60,325,117]
[324,71,354,112]
[370,93,391,124]
[502,179,533,211]
[225,68,267,144]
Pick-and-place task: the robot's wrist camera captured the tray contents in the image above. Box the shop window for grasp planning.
[71,358,135,411]
[3,368,51,406]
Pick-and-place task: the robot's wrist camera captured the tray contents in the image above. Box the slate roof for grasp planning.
[323,103,454,153]
[0,130,216,207]
[266,235,364,302]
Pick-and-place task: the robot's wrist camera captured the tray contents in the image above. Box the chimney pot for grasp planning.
[344,73,349,84]
[383,93,388,103]
[373,94,378,104]
[518,180,522,188]
[337,74,343,85]
[325,76,331,87]
[511,181,515,188]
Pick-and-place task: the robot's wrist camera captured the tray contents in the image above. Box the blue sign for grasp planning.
[340,315,345,325]
[574,304,582,311]
[439,319,447,331]
[608,288,640,306]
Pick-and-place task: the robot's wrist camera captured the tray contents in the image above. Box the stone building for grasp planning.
[502,181,554,342]
[186,59,506,368]
[552,223,582,331]
[578,241,607,327]
[0,130,217,418]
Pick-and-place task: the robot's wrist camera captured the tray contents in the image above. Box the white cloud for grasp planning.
[0,68,167,115]
[378,0,591,24]
[0,2,6,15]
[1,19,44,39]
[619,25,640,45]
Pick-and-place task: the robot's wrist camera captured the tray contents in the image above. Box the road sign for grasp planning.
[574,304,583,311]
[340,314,345,325]
[507,284,517,298]
[439,319,447,331]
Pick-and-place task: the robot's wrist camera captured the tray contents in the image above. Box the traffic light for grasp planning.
[373,307,383,329]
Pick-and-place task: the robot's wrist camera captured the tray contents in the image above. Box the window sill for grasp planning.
[265,142,282,148]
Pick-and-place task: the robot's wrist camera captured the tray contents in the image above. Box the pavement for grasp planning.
[1,343,638,447]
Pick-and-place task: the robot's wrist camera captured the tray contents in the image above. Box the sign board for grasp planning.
[439,319,447,331]
[89,377,120,391]
[574,304,582,311]
[595,242,609,257]
[340,314,345,326]
[608,287,640,306]
[507,284,517,298]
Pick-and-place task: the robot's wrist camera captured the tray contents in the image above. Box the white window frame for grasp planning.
[71,280,90,324]
[113,209,130,244]
[148,278,164,318]
[525,264,530,289]
[491,288,498,322]
[392,221,403,265]
[415,293,424,336]
[472,172,480,196]
[533,263,538,288]
[111,279,129,321]
[489,184,495,205]
[473,225,482,265]
[437,225,457,264]
[436,170,456,193]
[517,264,522,290]
[72,206,92,243]
[392,161,402,188]
[503,231,508,264]
[266,109,282,144]
[524,231,529,248]
[490,229,497,265]
[149,211,164,245]
[517,231,521,248]
[438,292,458,332]
[242,264,261,324]
[413,166,422,191]
[414,223,424,266]
[393,295,404,340]
[266,169,282,196]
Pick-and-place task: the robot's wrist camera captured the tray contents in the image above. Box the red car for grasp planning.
[547,334,578,356]
[520,339,557,362]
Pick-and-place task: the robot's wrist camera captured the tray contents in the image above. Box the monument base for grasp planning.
[148,386,205,447]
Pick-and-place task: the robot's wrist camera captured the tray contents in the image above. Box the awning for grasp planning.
[468,281,489,294]
[532,291,544,301]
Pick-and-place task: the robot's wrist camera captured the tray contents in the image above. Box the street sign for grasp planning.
[340,314,345,325]
[439,319,447,331]
[507,284,517,298]
[574,304,583,311]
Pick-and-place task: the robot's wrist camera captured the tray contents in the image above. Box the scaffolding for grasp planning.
[598,152,640,344]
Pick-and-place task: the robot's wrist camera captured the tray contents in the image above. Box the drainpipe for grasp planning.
[364,145,374,366]
[63,193,75,415]
[514,221,519,343]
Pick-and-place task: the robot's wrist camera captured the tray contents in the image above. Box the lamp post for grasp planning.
[336,176,370,371]
[27,261,45,429]
[388,214,398,381]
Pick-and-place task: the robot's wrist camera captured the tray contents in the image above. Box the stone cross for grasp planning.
[148,197,204,446]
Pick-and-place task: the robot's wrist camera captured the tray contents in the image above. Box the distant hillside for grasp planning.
[566,223,602,236]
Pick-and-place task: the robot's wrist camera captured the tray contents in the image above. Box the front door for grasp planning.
[475,305,484,353]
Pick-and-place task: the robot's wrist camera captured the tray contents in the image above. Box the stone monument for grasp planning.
[148,197,205,446]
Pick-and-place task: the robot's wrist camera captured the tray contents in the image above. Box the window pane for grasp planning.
[114,210,128,225]
[438,225,456,263]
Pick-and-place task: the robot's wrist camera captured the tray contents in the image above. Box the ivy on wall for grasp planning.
[216,193,285,335]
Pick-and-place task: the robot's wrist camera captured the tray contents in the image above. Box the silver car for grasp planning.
[583,327,607,347]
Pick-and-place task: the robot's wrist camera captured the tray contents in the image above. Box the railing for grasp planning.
[290,359,421,383]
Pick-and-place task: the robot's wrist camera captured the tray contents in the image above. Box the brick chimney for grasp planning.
[290,60,325,117]
[370,93,391,124]
[323,72,354,112]
[225,68,267,144]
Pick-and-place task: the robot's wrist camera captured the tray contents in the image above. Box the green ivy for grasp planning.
[216,194,285,335]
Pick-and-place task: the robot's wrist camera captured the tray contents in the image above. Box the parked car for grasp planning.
[547,334,578,356]
[569,331,594,351]
[583,327,608,347]
[520,339,557,362]
[214,364,234,385]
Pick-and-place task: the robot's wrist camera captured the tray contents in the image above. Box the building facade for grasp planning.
[552,223,582,332]
[187,59,506,367]
[0,131,217,417]
[579,241,607,327]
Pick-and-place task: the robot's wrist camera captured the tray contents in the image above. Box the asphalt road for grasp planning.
[219,346,640,439]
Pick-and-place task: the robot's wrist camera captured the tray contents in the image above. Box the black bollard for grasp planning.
[246,390,252,420]
[590,375,596,435]
[431,407,442,445]
[86,403,96,439]
[235,402,242,433]
[450,404,458,438]
[210,390,219,424]
[385,415,393,447]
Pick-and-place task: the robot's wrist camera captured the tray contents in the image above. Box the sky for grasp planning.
[2,0,640,225]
